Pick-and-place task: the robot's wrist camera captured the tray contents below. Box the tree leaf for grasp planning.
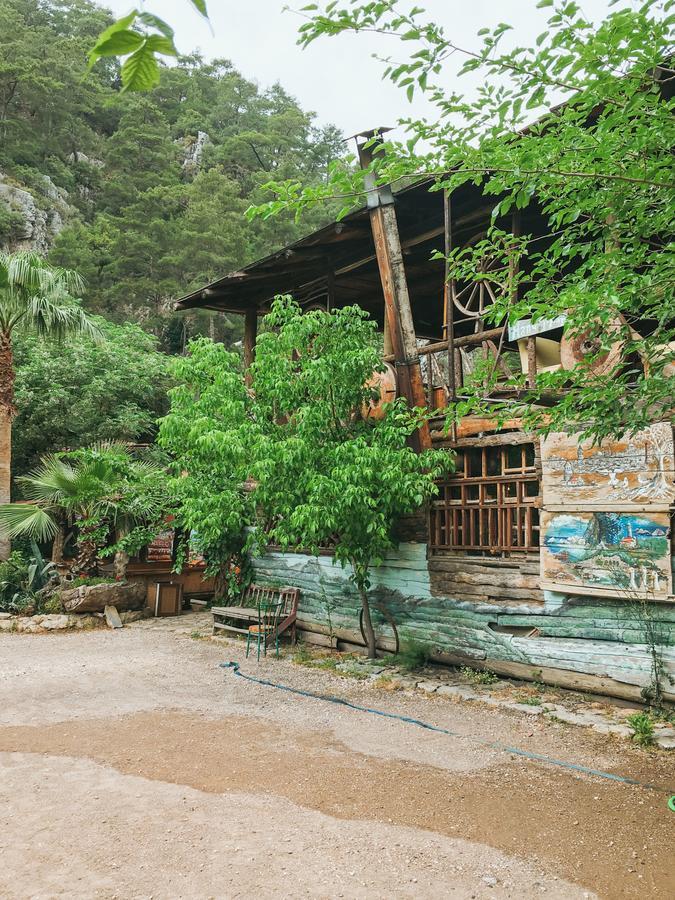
[189,0,209,18]
[88,10,139,67]
[89,29,144,62]
[120,42,161,93]
[137,12,175,38]
[145,34,178,57]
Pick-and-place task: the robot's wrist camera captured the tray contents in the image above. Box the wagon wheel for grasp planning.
[450,253,506,320]
[359,603,400,656]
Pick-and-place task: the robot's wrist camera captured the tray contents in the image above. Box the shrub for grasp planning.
[0,552,30,611]
[627,712,655,747]
[41,596,63,614]
[382,641,432,672]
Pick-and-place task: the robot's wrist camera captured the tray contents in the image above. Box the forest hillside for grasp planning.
[0,0,342,350]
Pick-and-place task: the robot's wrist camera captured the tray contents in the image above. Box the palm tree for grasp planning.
[0,443,169,576]
[0,251,100,558]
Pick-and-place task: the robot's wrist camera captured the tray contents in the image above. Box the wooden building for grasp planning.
[177,142,674,702]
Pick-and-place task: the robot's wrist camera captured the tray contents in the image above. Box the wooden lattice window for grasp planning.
[430,443,540,556]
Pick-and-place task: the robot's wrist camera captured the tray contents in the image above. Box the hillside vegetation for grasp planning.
[0,0,342,349]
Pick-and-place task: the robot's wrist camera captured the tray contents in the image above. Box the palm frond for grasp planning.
[17,455,78,503]
[0,251,100,343]
[0,503,58,541]
[28,293,102,343]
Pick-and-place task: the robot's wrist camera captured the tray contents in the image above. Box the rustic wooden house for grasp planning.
[177,135,674,702]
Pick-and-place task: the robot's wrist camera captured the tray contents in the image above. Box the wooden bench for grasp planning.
[212,584,300,647]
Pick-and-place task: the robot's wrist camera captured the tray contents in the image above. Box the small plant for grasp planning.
[317,582,338,652]
[0,545,57,614]
[42,596,63,614]
[395,639,433,672]
[627,712,655,747]
[315,656,339,671]
[374,674,402,692]
[650,707,675,726]
[292,642,314,666]
[516,693,542,706]
[460,666,499,686]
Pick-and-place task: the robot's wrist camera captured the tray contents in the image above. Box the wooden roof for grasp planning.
[175,178,502,340]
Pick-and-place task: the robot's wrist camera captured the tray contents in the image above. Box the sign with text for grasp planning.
[508,315,567,342]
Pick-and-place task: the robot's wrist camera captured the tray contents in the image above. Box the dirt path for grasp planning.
[1,616,673,899]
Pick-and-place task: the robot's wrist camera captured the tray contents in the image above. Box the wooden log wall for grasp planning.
[251,545,675,702]
[428,555,543,605]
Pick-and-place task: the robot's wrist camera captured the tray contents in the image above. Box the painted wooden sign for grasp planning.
[540,510,672,598]
[146,529,174,563]
[541,423,675,511]
[508,315,567,341]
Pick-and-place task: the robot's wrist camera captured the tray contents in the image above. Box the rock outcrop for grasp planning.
[0,171,77,253]
[180,131,210,176]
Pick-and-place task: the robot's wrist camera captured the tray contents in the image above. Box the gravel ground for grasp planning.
[0,613,673,899]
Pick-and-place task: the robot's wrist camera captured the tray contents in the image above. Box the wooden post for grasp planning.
[243,307,258,384]
[383,307,393,356]
[355,130,431,450]
[526,335,537,388]
[443,189,457,405]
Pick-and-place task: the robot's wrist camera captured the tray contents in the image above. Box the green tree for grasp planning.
[0,250,99,558]
[0,442,170,574]
[160,298,450,654]
[0,0,114,185]
[254,0,675,442]
[12,316,171,477]
[100,98,180,215]
[157,338,253,597]
[248,298,450,657]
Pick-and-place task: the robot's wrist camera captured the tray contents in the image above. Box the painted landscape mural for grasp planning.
[541,423,675,510]
[541,511,672,597]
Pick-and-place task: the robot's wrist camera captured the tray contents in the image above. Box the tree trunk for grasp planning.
[51,525,65,564]
[358,583,377,659]
[113,549,129,580]
[75,535,99,576]
[0,408,11,561]
[0,330,15,561]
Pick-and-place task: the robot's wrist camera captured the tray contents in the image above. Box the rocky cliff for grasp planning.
[0,171,78,254]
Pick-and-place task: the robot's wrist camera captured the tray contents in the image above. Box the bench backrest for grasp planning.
[244,583,299,617]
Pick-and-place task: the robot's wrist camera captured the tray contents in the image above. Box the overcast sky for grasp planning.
[106,0,615,136]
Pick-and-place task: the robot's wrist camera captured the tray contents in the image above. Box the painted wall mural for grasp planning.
[541,423,675,510]
[540,511,672,598]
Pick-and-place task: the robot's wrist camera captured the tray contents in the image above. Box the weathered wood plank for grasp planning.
[428,567,540,589]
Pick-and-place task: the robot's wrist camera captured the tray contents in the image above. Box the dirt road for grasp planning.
[0,614,673,899]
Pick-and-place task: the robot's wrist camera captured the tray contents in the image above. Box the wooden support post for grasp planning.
[243,307,258,384]
[355,130,430,450]
[383,308,393,356]
[443,189,457,404]
[326,268,335,312]
[370,205,431,449]
[526,335,537,388]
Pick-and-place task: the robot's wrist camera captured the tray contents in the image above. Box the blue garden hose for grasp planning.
[220,660,675,809]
